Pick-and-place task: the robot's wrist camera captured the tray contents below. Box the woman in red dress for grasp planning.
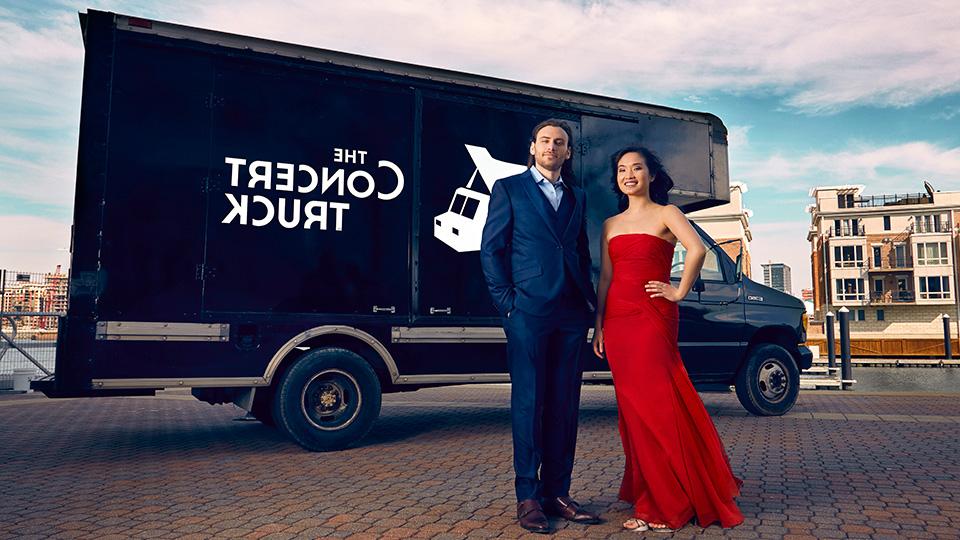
[592,146,744,532]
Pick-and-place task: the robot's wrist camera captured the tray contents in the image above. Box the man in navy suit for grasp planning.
[480,119,600,533]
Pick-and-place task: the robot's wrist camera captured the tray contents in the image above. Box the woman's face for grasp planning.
[616,152,651,196]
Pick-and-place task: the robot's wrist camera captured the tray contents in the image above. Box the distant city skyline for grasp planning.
[2,1,959,293]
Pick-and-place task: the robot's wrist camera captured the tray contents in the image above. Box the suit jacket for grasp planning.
[480,169,597,318]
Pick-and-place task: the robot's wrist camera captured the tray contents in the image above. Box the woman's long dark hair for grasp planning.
[610,146,674,210]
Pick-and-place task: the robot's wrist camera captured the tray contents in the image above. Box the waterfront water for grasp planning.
[852,366,960,393]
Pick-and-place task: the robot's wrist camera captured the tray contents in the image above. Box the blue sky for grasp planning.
[2,0,959,294]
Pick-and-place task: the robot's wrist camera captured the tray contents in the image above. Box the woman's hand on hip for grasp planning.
[645,280,684,302]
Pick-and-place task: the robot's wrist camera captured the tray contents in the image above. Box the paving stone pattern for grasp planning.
[1,386,959,539]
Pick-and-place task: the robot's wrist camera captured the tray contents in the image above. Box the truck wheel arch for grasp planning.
[263,326,398,388]
[743,325,802,365]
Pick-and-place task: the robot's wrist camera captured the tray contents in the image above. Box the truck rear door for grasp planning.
[201,61,415,319]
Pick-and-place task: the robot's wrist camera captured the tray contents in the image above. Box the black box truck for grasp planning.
[34,10,812,450]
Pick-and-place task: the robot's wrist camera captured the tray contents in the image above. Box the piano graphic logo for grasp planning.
[433,145,527,252]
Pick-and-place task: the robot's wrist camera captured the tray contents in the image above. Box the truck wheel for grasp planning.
[273,347,381,451]
[735,344,799,416]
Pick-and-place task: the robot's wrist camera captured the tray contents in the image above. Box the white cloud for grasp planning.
[933,106,960,120]
[0,215,70,272]
[735,141,960,195]
[180,0,960,112]
[727,125,752,152]
[0,12,82,209]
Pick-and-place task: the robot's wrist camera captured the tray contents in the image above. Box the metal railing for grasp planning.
[0,312,60,390]
[827,225,865,237]
[869,291,916,304]
[1,268,67,390]
[911,222,953,234]
[868,257,913,270]
[852,193,931,208]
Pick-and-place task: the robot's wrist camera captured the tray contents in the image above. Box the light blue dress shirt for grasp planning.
[529,166,564,211]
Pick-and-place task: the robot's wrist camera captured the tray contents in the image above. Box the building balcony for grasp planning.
[827,225,865,238]
[867,258,913,271]
[911,222,953,234]
[834,293,868,305]
[870,291,915,304]
[833,261,866,269]
[850,192,931,208]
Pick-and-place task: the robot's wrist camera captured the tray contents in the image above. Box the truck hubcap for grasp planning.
[301,369,362,431]
[758,359,788,402]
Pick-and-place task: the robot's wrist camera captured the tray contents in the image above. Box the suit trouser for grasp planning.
[503,307,586,502]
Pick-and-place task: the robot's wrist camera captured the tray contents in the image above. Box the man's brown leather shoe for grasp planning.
[543,496,601,524]
[517,499,551,534]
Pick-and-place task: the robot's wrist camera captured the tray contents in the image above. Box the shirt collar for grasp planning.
[530,166,564,188]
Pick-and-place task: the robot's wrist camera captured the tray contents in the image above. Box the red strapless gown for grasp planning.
[603,233,743,529]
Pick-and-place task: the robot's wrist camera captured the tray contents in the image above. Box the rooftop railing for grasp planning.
[851,193,931,208]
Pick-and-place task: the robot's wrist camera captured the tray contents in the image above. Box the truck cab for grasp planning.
[668,222,812,415]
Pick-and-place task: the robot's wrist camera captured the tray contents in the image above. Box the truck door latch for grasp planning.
[372,305,396,314]
[429,307,452,315]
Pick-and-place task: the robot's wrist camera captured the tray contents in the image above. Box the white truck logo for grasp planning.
[433,145,528,252]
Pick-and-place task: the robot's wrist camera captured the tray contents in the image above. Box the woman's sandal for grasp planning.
[648,522,677,533]
[623,518,649,532]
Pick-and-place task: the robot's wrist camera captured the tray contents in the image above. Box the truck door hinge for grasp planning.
[195,264,216,280]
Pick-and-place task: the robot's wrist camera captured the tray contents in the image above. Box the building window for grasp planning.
[833,245,864,267]
[914,213,949,233]
[838,193,855,208]
[883,215,891,230]
[918,276,951,300]
[877,309,884,321]
[894,244,909,267]
[917,242,948,265]
[830,218,862,236]
[835,278,865,301]
[872,246,881,267]
[857,309,865,321]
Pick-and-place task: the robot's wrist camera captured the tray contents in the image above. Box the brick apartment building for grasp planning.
[807,183,960,355]
[0,266,68,331]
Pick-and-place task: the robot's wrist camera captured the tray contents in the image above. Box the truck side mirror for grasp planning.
[735,251,744,283]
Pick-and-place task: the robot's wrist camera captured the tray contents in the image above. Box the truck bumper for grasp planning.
[796,345,813,371]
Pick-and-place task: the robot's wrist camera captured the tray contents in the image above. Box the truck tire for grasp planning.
[735,344,799,416]
[273,347,381,451]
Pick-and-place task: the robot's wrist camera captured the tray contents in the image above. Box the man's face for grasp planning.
[529,125,571,172]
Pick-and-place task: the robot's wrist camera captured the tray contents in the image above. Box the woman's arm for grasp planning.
[593,220,614,357]
[646,205,706,302]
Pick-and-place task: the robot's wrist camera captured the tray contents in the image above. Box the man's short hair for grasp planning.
[527,119,577,184]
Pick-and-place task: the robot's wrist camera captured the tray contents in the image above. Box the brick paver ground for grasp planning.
[1,385,959,539]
